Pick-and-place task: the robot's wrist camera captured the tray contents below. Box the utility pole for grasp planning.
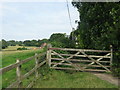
[71,28,75,41]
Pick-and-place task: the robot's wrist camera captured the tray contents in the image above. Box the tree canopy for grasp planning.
[71,2,120,63]
[49,33,72,48]
[72,2,120,50]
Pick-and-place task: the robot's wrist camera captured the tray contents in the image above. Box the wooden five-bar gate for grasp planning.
[0,44,113,89]
[47,44,113,72]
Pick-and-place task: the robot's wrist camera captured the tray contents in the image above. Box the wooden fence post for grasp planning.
[16,59,22,88]
[110,45,113,71]
[35,53,39,79]
[47,44,52,67]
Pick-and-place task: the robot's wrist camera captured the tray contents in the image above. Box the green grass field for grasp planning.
[2,46,43,67]
[1,46,118,88]
[1,46,46,88]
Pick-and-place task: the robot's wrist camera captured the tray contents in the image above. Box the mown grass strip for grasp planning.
[33,68,118,88]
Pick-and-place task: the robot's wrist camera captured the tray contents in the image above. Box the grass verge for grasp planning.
[34,66,118,88]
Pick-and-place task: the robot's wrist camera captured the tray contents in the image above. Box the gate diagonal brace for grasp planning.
[83,53,111,69]
[52,51,80,67]
[80,51,111,72]
[52,51,84,71]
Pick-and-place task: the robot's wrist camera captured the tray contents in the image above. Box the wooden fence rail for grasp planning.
[47,44,113,72]
[48,48,111,52]
[1,44,113,88]
[0,52,46,88]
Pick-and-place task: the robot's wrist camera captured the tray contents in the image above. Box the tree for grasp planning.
[37,39,48,47]
[71,2,120,76]
[1,39,8,49]
[23,40,32,46]
[16,41,23,46]
[49,33,72,48]
[71,2,120,50]
[8,40,16,46]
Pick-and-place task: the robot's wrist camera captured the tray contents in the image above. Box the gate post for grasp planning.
[110,45,113,71]
[47,44,52,67]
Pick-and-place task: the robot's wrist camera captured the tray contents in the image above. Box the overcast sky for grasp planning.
[0,0,79,41]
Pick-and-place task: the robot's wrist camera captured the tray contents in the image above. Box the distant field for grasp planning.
[2,46,38,56]
[3,46,36,51]
[2,46,44,67]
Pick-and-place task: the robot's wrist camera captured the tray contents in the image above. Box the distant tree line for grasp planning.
[1,33,73,50]
[0,39,48,49]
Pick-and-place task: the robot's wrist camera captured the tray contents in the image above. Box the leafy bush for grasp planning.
[17,47,28,50]
[1,39,8,49]
[111,63,120,78]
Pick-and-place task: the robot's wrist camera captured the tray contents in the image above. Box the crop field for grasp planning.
[3,46,36,51]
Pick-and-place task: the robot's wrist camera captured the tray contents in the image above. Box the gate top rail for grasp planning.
[48,48,111,53]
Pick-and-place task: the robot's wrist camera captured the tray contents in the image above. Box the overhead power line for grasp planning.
[66,0,73,29]
[66,0,75,41]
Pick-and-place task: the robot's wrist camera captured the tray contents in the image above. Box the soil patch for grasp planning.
[92,72,119,87]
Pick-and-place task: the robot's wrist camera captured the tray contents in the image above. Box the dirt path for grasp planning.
[92,72,119,86]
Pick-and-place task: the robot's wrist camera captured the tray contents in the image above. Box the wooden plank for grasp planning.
[51,53,111,58]
[37,60,46,68]
[51,51,84,71]
[0,63,20,75]
[52,51,80,67]
[47,44,52,66]
[80,51,111,72]
[46,50,49,65]
[0,56,35,74]
[22,67,36,82]
[35,53,39,78]
[49,48,110,53]
[7,80,19,88]
[88,53,111,65]
[51,63,110,67]
[18,56,35,65]
[51,58,110,63]
[84,69,108,72]
[110,45,113,70]
[51,62,72,66]
[0,52,46,74]
[50,67,80,71]
[83,53,111,69]
[26,73,40,88]
[16,59,22,88]
[27,81,34,88]
[23,61,46,79]
[49,45,52,67]
[50,67,107,72]
[37,52,46,57]
[7,61,46,88]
